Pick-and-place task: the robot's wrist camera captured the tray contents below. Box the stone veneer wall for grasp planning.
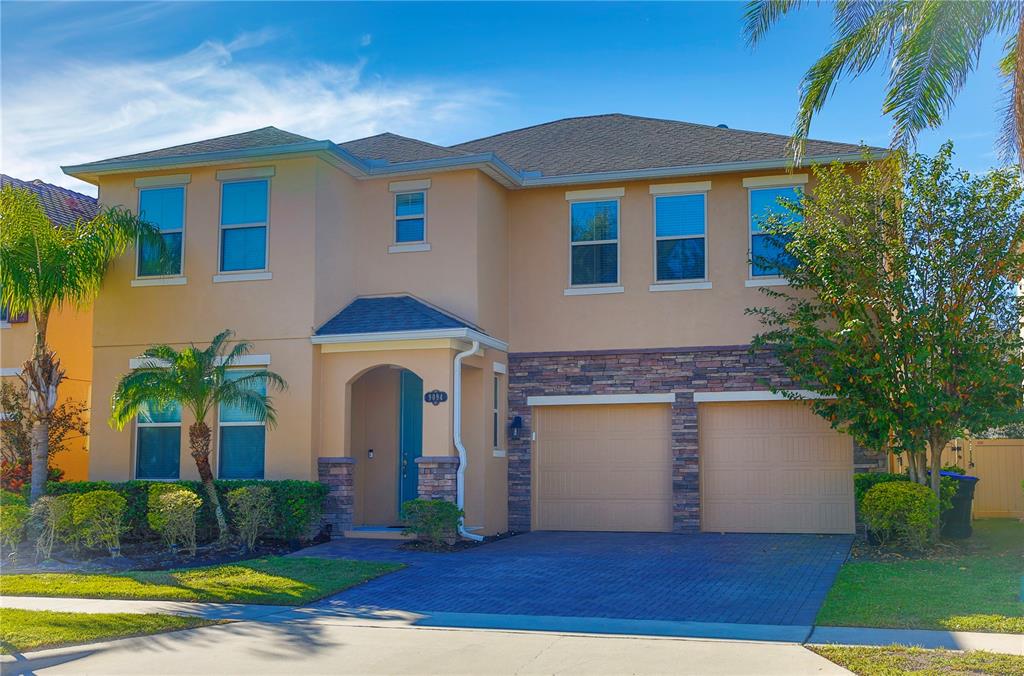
[507,345,797,533]
[318,457,355,534]
[415,456,460,502]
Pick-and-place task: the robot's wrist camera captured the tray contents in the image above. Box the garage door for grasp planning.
[700,401,854,534]
[533,404,672,532]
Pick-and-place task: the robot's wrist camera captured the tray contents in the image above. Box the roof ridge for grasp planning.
[449,113,634,148]
[342,131,470,157]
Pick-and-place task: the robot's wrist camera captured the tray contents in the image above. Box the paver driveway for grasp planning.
[300,531,851,626]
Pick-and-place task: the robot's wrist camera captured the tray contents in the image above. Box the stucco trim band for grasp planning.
[216,166,276,181]
[742,174,809,188]
[312,327,509,352]
[648,181,711,195]
[564,187,625,201]
[527,393,677,406]
[134,174,191,188]
[388,178,432,192]
[129,353,271,369]
[692,389,831,403]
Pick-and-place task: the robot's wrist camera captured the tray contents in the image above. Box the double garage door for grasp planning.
[532,400,854,534]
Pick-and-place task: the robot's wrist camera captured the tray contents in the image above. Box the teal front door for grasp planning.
[398,369,423,513]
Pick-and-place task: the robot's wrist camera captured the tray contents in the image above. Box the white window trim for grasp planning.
[653,191,709,284]
[0,322,11,330]
[527,393,676,406]
[568,198,621,289]
[394,190,427,245]
[213,271,273,283]
[388,243,432,254]
[649,181,711,195]
[135,174,191,188]
[136,184,187,281]
[135,406,182,480]
[218,178,271,274]
[492,373,502,450]
[748,184,800,281]
[564,187,624,201]
[649,281,713,292]
[389,178,431,192]
[216,166,275,181]
[693,389,830,403]
[742,174,808,189]
[492,361,507,375]
[131,276,187,288]
[1,367,21,377]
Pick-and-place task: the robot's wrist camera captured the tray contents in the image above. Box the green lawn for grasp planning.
[0,609,216,654]
[0,557,402,606]
[817,519,1024,633]
[811,645,1024,676]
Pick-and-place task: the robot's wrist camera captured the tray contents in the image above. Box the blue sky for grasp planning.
[1,1,1007,195]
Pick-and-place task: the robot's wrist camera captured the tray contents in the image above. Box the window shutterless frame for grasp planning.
[747,185,798,280]
[216,368,266,479]
[568,198,620,288]
[652,192,708,283]
[492,374,501,449]
[136,185,186,279]
[394,190,427,244]
[217,178,271,274]
[134,407,181,480]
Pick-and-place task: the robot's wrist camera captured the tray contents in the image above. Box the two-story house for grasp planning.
[1,175,97,481]
[62,114,883,537]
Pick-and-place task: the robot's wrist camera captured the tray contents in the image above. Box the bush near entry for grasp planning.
[402,499,463,547]
[861,481,940,550]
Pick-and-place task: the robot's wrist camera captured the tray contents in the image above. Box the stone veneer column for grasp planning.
[415,456,460,503]
[318,457,355,535]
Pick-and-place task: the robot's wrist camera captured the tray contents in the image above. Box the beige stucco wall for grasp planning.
[1,306,92,480]
[507,171,805,352]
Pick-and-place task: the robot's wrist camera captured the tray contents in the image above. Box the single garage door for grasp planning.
[533,403,672,532]
[700,401,854,534]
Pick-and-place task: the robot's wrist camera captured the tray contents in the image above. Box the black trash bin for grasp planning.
[939,471,980,539]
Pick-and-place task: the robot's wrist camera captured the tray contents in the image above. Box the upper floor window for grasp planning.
[395,191,426,243]
[570,200,619,286]
[654,193,706,281]
[749,186,802,278]
[220,180,269,272]
[218,369,266,479]
[135,400,181,479]
[138,186,185,277]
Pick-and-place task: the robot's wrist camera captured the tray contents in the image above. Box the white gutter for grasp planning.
[453,339,484,541]
[311,327,508,352]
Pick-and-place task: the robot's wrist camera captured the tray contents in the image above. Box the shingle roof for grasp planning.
[338,132,469,164]
[86,127,314,167]
[315,295,482,336]
[450,113,870,176]
[1,175,98,226]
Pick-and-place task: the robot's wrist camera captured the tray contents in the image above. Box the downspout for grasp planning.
[453,340,485,541]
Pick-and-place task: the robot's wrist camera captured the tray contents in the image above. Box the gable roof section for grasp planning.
[450,113,869,176]
[85,127,314,167]
[315,295,482,336]
[338,132,470,164]
[1,174,98,226]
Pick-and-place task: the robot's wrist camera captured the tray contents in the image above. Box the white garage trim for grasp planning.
[527,393,676,406]
[693,389,831,403]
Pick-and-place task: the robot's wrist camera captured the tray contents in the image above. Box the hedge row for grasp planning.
[45,480,326,542]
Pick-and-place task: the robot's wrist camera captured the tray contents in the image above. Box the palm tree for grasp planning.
[744,1,1024,165]
[110,330,287,540]
[0,185,160,502]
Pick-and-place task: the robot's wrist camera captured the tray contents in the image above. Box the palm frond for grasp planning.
[743,0,807,47]
[997,23,1024,164]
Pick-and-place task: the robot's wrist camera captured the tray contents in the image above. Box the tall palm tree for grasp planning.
[110,330,287,540]
[744,1,1024,165]
[0,185,160,502]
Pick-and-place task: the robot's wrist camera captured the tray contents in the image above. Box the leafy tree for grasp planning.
[748,144,1024,538]
[744,1,1024,164]
[109,330,287,541]
[0,381,87,491]
[0,185,159,502]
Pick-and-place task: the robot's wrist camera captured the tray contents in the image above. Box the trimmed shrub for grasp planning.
[154,489,202,556]
[46,480,326,543]
[30,494,78,560]
[861,481,940,550]
[147,483,198,533]
[226,486,274,552]
[401,499,463,547]
[0,492,31,556]
[72,490,127,556]
[854,471,957,515]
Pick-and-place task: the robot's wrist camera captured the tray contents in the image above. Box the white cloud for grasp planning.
[360,33,373,47]
[1,32,502,196]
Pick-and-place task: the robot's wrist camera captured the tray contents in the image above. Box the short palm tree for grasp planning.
[110,330,287,540]
[0,184,160,502]
[744,1,1024,164]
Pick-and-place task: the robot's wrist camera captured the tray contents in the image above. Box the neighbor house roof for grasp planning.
[64,114,883,188]
[315,295,482,336]
[450,114,867,176]
[1,174,98,226]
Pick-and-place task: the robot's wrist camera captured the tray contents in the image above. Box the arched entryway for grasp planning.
[348,365,423,527]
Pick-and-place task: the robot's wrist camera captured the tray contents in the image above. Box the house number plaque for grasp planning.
[424,390,448,406]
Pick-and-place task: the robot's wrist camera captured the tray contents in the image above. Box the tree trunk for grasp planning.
[189,421,229,541]
[928,435,948,544]
[19,345,63,504]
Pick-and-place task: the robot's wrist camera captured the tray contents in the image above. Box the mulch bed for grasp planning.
[399,530,521,553]
[3,538,308,574]
[848,532,993,563]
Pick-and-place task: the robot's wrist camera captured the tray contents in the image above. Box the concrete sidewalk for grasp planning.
[3,594,1021,655]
